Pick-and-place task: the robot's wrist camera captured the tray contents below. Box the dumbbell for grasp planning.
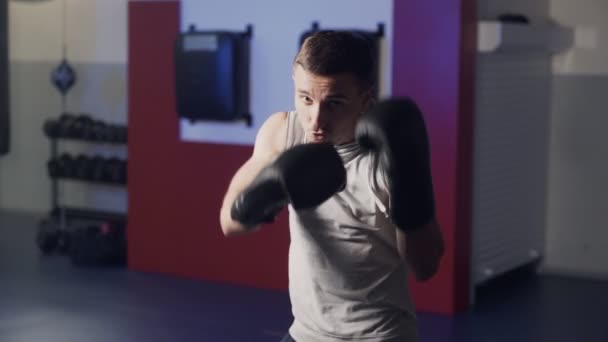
[47,159,60,178]
[110,125,128,143]
[106,125,121,143]
[60,154,76,178]
[43,119,60,138]
[101,157,123,183]
[77,114,97,140]
[115,126,128,143]
[57,113,77,137]
[36,219,70,255]
[36,219,60,254]
[91,156,107,182]
[83,155,104,181]
[74,154,94,180]
[118,160,127,184]
[47,153,76,179]
[90,120,110,142]
[67,114,94,139]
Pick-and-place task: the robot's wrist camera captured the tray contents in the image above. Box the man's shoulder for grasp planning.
[254,111,290,156]
[267,111,290,122]
[262,111,289,136]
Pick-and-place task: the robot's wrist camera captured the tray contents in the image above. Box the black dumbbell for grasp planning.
[36,219,70,255]
[102,125,117,142]
[36,219,60,254]
[117,160,127,184]
[47,154,75,178]
[115,126,128,144]
[91,156,106,182]
[79,115,97,141]
[60,154,76,178]
[43,119,60,138]
[84,155,104,181]
[91,121,109,141]
[102,157,123,183]
[74,154,91,180]
[58,113,77,137]
[68,114,93,139]
[106,125,121,143]
[47,159,61,178]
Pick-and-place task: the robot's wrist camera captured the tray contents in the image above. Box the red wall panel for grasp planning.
[392,0,477,313]
[127,0,289,290]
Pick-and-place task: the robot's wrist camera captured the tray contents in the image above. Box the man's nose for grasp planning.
[310,105,328,131]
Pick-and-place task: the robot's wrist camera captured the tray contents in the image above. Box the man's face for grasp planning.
[293,64,372,145]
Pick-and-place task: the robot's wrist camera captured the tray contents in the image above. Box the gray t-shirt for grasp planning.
[284,111,419,342]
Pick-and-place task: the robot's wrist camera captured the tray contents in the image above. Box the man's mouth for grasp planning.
[310,132,325,142]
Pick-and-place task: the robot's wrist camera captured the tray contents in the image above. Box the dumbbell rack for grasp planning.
[40,113,128,253]
[48,138,127,223]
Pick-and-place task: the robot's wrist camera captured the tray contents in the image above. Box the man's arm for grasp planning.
[396,218,445,282]
[219,112,287,236]
[357,97,443,281]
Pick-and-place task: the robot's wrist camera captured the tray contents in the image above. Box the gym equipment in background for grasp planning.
[37,113,128,258]
[51,59,76,95]
[43,113,128,143]
[37,210,127,267]
[46,153,127,185]
[36,218,70,255]
[32,0,128,264]
[68,220,126,266]
[174,24,253,126]
[51,0,76,105]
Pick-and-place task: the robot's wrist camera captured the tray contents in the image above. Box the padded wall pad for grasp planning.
[0,0,9,155]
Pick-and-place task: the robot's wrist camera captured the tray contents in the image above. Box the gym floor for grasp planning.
[1,210,607,342]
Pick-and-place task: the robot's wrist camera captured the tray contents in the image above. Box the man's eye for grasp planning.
[301,96,313,104]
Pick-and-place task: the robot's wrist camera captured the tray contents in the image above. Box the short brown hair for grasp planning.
[294,31,376,91]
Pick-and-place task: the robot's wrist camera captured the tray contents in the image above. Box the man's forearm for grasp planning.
[403,218,445,281]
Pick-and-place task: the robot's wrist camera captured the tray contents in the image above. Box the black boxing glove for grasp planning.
[231,142,346,228]
[356,97,435,232]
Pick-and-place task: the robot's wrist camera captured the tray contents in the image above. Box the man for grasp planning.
[219,31,444,342]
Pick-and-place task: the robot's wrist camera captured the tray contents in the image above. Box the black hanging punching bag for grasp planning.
[0,0,9,156]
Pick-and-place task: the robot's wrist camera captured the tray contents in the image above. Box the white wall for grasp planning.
[543,0,608,278]
[0,0,128,213]
[551,1,608,75]
[180,0,393,146]
[9,0,127,64]
[478,0,549,23]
